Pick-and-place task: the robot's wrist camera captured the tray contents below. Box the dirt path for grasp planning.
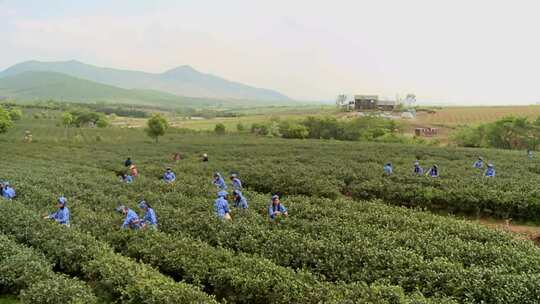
[474,218,540,246]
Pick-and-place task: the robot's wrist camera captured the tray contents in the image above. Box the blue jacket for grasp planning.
[268,203,287,220]
[232,178,242,190]
[473,160,484,169]
[124,175,134,183]
[142,208,158,226]
[485,167,495,177]
[2,186,15,199]
[414,165,424,175]
[121,209,141,229]
[214,197,230,218]
[384,165,393,175]
[428,167,439,177]
[163,171,176,183]
[234,192,248,209]
[49,207,70,226]
[214,176,227,190]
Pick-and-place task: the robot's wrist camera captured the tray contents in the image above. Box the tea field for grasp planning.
[1,116,540,303]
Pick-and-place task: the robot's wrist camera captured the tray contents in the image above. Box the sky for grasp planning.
[1,0,540,105]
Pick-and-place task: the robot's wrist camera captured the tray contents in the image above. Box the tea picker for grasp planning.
[138,200,158,230]
[268,195,288,221]
[230,173,242,190]
[213,172,227,190]
[116,205,142,230]
[426,164,439,178]
[163,167,176,183]
[1,182,16,200]
[44,197,70,227]
[413,160,424,175]
[118,172,134,184]
[215,191,232,220]
[473,157,484,169]
[384,163,393,175]
[232,190,248,209]
[485,163,496,177]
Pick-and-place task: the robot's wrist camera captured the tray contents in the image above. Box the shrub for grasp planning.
[214,123,226,135]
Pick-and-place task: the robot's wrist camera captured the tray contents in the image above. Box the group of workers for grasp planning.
[114,153,288,229]
[115,200,158,230]
[384,156,497,178]
[8,148,521,230]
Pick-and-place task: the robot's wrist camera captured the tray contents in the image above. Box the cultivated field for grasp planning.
[416,105,540,126]
[1,115,540,303]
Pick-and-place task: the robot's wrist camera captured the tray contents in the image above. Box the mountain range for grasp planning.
[0,60,291,107]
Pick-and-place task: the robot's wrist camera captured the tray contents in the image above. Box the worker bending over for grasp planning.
[213,172,227,190]
[230,174,242,190]
[139,200,158,230]
[232,190,248,209]
[163,167,176,183]
[116,205,141,230]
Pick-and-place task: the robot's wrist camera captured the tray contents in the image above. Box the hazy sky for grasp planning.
[1,0,540,104]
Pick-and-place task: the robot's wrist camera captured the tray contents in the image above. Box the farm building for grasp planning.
[415,127,438,137]
[347,95,397,111]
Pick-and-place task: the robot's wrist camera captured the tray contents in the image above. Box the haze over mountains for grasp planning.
[0,60,291,107]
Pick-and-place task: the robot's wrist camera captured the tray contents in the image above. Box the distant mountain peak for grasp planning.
[0,60,291,102]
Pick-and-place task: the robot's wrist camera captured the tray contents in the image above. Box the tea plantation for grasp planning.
[1,117,539,303]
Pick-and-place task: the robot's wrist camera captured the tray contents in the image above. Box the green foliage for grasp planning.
[236,122,245,132]
[95,117,109,128]
[8,108,22,121]
[61,112,74,127]
[0,234,97,303]
[0,203,216,304]
[453,116,540,149]
[214,123,226,135]
[250,123,269,136]
[2,117,540,303]
[279,120,309,139]
[0,107,13,134]
[145,114,169,142]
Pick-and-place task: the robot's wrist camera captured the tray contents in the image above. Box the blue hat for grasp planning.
[58,196,67,206]
[138,200,148,209]
[217,190,228,198]
[271,195,279,201]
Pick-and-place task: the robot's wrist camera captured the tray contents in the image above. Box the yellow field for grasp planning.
[416,105,540,126]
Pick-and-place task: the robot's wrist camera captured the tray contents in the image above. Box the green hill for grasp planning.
[0,71,238,108]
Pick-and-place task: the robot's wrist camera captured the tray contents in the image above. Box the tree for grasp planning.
[0,107,13,134]
[145,114,169,143]
[8,108,23,121]
[236,123,245,132]
[62,112,73,127]
[96,118,110,128]
[214,123,226,135]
